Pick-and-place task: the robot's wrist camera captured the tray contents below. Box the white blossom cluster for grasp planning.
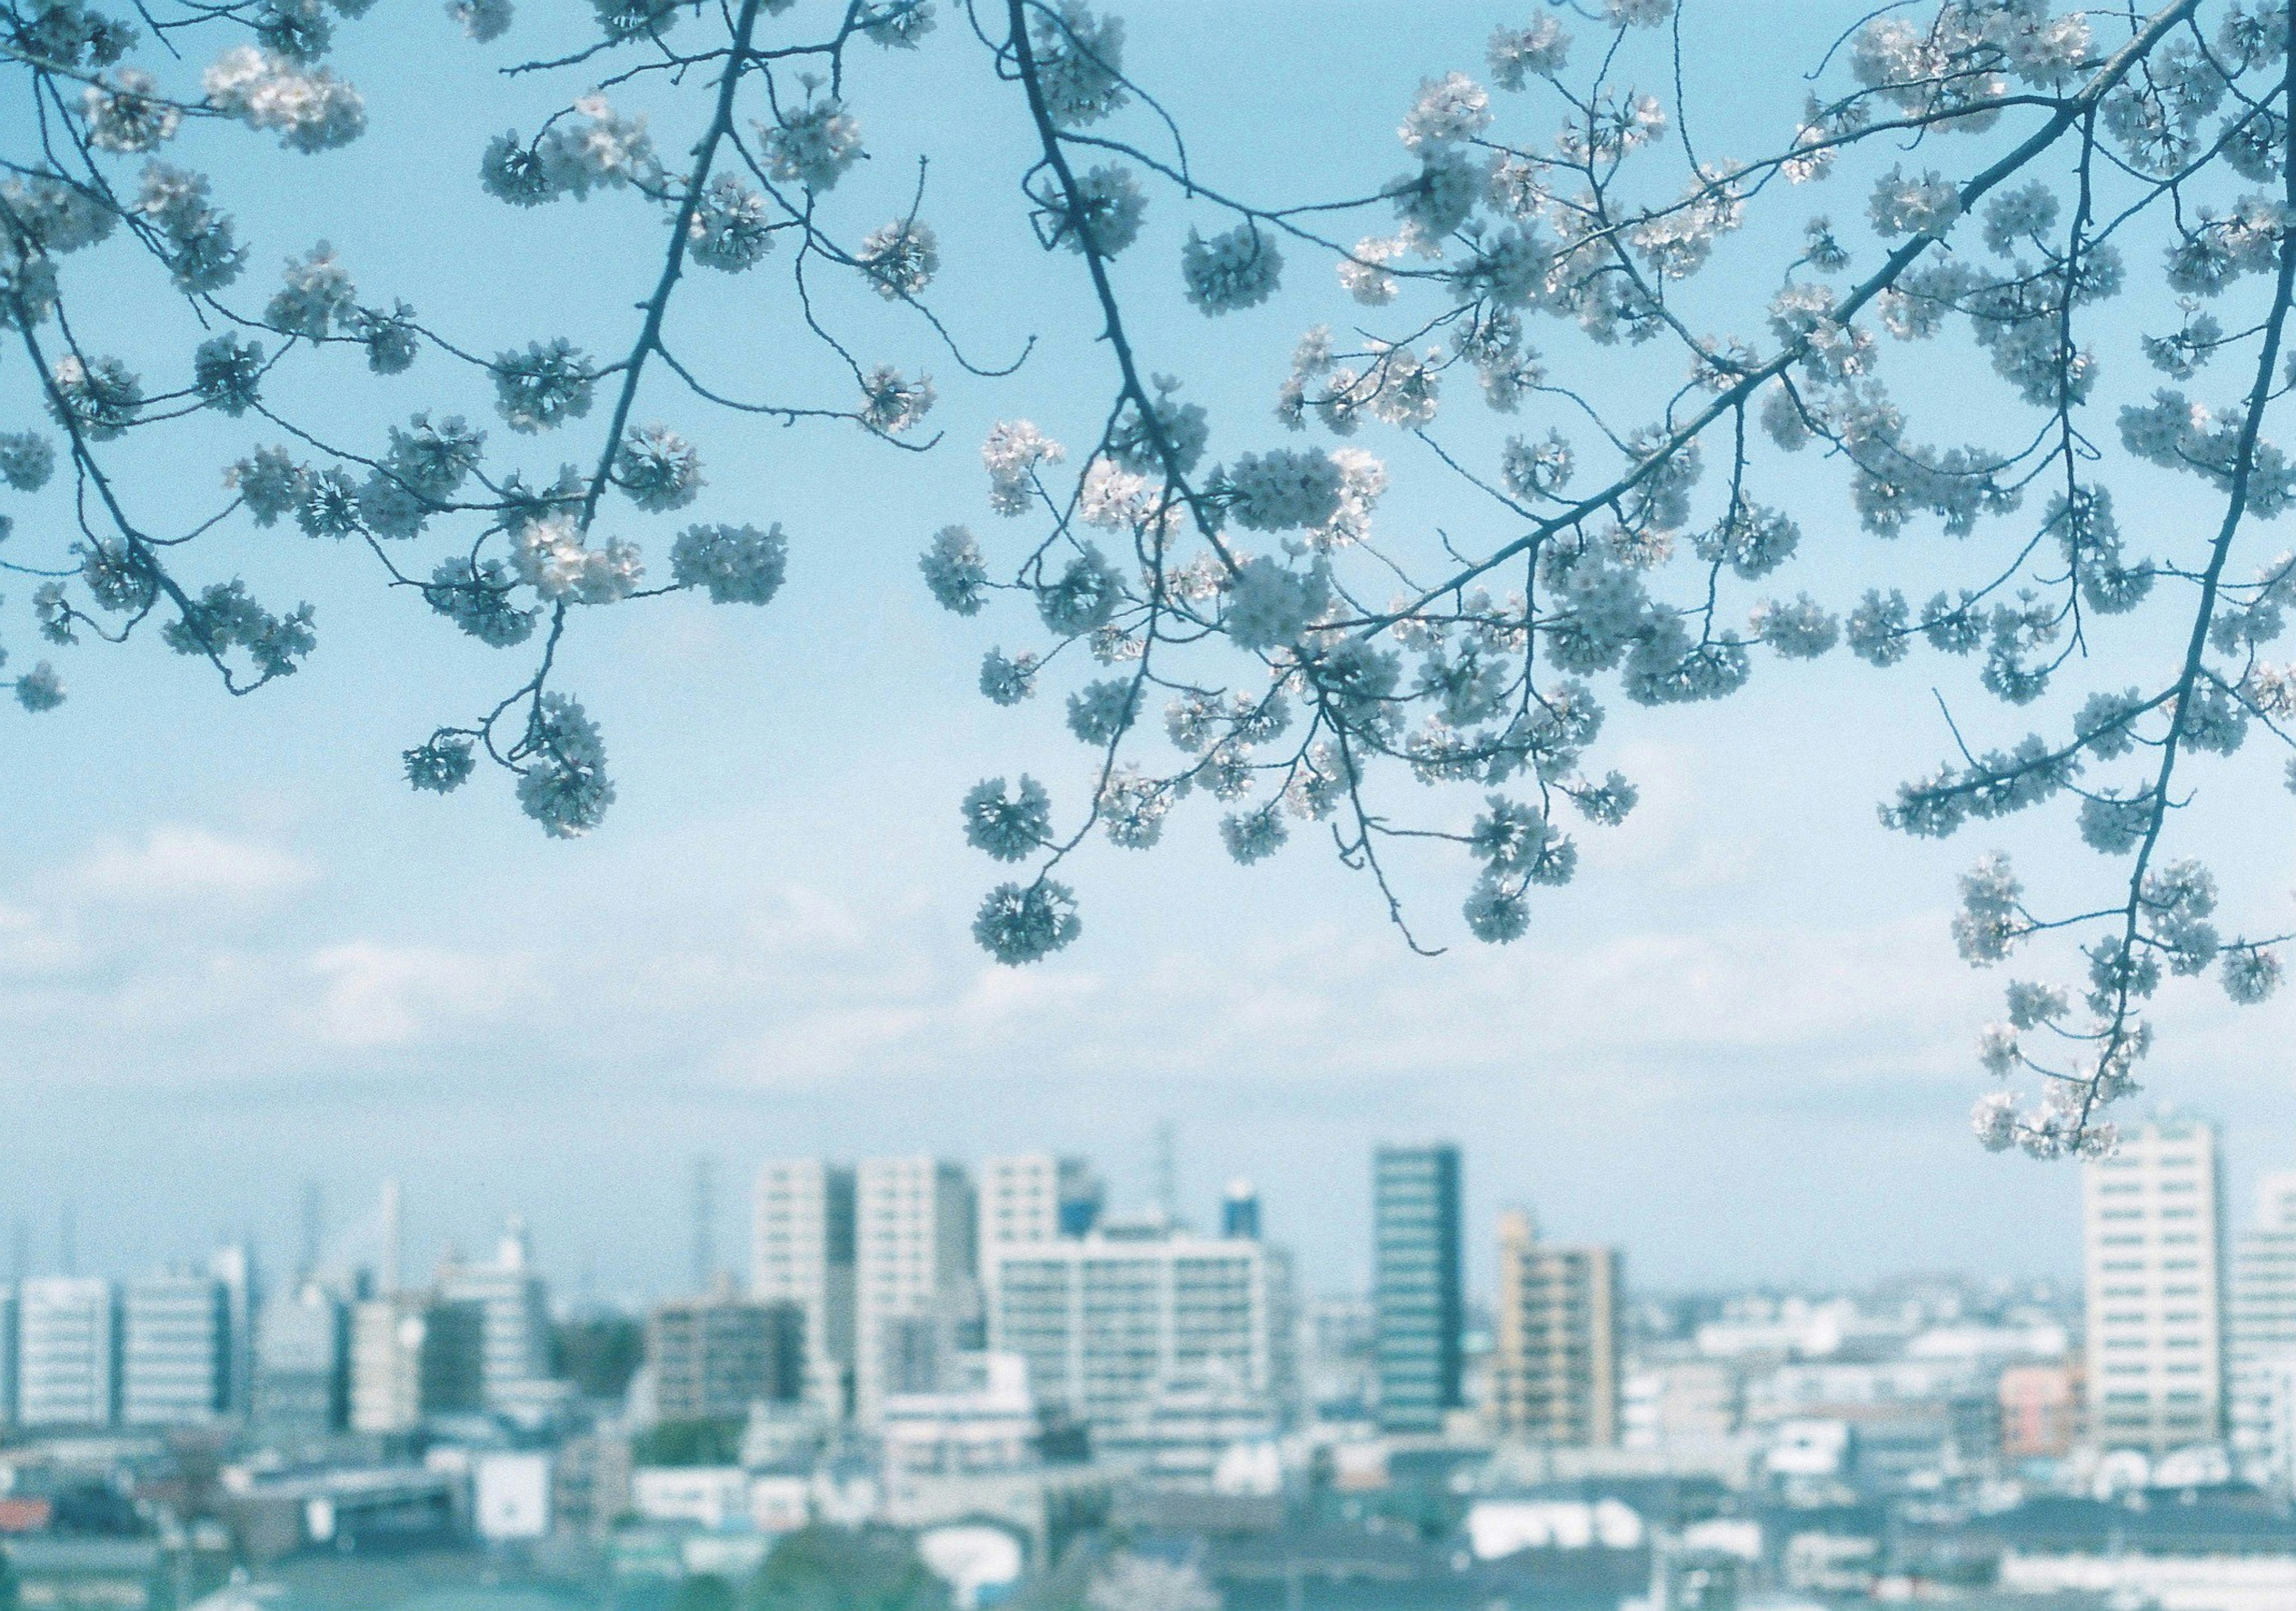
[482,97,657,206]
[203,45,366,152]
[11,0,2296,1152]
[4,0,985,850]
[900,0,2296,1163]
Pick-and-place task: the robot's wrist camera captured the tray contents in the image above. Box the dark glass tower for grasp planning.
[1373,1144,1464,1433]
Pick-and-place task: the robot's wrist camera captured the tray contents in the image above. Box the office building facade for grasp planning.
[1222,1181,1262,1241]
[17,1277,118,1429]
[255,1281,350,1445]
[1,1286,17,1429]
[350,1294,484,1432]
[2230,1170,2296,1481]
[436,1221,551,1411]
[981,1155,1101,1246]
[1373,1144,1464,1432]
[350,1295,423,1435]
[121,1273,229,1427]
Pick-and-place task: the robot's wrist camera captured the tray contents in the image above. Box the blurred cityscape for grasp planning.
[0,1116,2288,1609]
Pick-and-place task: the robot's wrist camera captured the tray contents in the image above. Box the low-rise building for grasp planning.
[254,1282,349,1448]
[649,1290,804,1423]
[880,1352,1037,1476]
[1998,1361,2078,1460]
[1094,1369,1281,1491]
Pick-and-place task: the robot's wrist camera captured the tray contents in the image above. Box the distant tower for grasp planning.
[300,1181,325,1280]
[693,1156,717,1294]
[379,1180,404,1295]
[1154,1121,1178,1225]
[1222,1179,1262,1240]
[58,1202,75,1276]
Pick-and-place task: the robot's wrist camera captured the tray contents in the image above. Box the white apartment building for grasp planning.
[121,1272,227,1427]
[436,1219,552,1412]
[349,1294,426,1435]
[17,1277,118,1429]
[752,1160,857,1416]
[2230,1170,2296,1485]
[983,1224,1293,1430]
[854,1158,976,1424]
[879,1351,1037,1476]
[2084,1117,2226,1456]
[980,1155,1101,1246]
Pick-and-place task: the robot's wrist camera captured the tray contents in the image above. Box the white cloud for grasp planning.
[75,826,312,903]
[1574,741,1763,892]
[0,902,84,974]
[305,942,532,1049]
[643,894,1987,1098]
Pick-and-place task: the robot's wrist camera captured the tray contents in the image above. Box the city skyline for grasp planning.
[11,1115,2296,1305]
[1,1125,2280,1610]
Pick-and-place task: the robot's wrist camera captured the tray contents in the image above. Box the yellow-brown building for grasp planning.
[1492,1210,1622,1447]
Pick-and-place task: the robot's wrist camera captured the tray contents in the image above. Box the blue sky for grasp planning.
[2,0,2291,1304]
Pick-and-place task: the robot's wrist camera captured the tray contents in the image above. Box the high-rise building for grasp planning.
[2228,1170,2296,1481]
[209,1243,256,1421]
[1373,1144,1464,1433]
[981,1156,1101,1246]
[1222,1181,1262,1242]
[983,1221,1295,1430]
[1,1285,18,1429]
[855,1158,976,1423]
[254,1281,350,1447]
[350,1295,425,1435]
[752,1161,857,1415]
[2084,1115,2227,1456]
[17,1277,118,1429]
[1492,1212,1622,1447]
[420,1300,489,1416]
[1058,1164,1106,1239]
[436,1220,551,1412]
[120,1272,229,1427]
[350,1294,486,1433]
[649,1291,805,1422]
